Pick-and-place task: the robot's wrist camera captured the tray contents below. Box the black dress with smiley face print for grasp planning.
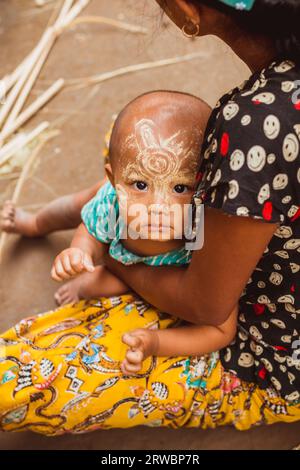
[196,58,300,403]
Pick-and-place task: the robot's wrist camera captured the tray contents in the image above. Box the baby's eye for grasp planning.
[133,181,148,192]
[173,184,189,194]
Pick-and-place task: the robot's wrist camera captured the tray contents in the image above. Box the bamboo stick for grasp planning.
[55,0,74,27]
[0,133,26,164]
[0,0,73,102]
[0,136,49,263]
[1,1,146,118]
[0,122,49,166]
[3,35,57,131]
[67,52,206,88]
[0,27,54,129]
[62,0,90,29]
[70,16,147,34]
[0,0,81,130]
[2,53,202,147]
[0,57,31,102]
[35,0,56,6]
[0,172,21,180]
[0,1,89,161]
[0,79,63,143]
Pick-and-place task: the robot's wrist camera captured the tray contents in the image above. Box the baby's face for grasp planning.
[112,118,201,241]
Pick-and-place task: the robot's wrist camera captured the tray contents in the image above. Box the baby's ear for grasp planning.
[105,163,115,187]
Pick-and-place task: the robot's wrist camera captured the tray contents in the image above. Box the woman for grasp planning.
[0,0,299,434]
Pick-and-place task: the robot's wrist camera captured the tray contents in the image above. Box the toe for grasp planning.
[56,285,68,296]
[4,201,15,215]
[1,219,14,232]
[54,289,64,305]
[54,294,62,306]
[64,294,78,305]
[55,280,81,306]
[7,209,14,217]
[2,218,12,227]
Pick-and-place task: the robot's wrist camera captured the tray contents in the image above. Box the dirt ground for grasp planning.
[0,0,300,450]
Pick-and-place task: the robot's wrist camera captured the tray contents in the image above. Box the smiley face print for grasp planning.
[274,60,295,73]
[236,206,249,216]
[267,153,276,164]
[269,272,283,286]
[223,103,239,121]
[272,173,288,190]
[275,226,293,238]
[281,81,295,93]
[228,180,239,199]
[241,115,251,126]
[283,239,300,250]
[229,149,245,171]
[257,183,270,204]
[283,133,299,162]
[287,205,299,218]
[263,115,280,140]
[199,58,300,398]
[238,353,255,368]
[241,79,260,97]
[293,124,300,140]
[252,92,275,105]
[247,145,266,172]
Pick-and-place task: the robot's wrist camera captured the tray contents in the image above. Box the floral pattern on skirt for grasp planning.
[0,295,300,435]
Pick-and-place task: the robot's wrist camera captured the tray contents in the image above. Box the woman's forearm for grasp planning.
[105,208,277,326]
[104,257,199,322]
[79,266,129,299]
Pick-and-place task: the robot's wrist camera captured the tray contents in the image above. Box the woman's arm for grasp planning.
[76,265,129,299]
[105,207,278,326]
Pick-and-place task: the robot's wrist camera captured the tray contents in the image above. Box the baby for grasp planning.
[1,91,237,374]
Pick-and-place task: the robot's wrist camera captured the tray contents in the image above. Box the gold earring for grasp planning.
[182,21,200,38]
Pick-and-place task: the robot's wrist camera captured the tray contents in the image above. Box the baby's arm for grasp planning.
[51,223,129,295]
[51,223,103,281]
[121,307,237,374]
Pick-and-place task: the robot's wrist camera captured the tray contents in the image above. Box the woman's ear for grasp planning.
[105,163,115,187]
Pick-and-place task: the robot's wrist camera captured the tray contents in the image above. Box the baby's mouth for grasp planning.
[142,223,173,231]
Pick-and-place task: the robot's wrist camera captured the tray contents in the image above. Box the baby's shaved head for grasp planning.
[105,91,211,243]
[108,90,211,170]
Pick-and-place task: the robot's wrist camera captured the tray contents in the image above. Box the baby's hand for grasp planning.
[121,328,159,375]
[51,247,95,282]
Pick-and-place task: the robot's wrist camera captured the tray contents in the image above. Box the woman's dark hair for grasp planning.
[199,0,300,61]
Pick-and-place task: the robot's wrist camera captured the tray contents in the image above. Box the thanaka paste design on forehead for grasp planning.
[120,118,201,203]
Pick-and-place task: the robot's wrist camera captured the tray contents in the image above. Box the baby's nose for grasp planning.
[148,202,170,215]
[152,190,170,205]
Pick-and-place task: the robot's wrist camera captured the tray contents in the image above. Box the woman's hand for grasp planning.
[51,247,95,282]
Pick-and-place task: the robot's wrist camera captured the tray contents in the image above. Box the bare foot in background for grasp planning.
[54,266,128,306]
[1,201,39,237]
[54,278,83,306]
